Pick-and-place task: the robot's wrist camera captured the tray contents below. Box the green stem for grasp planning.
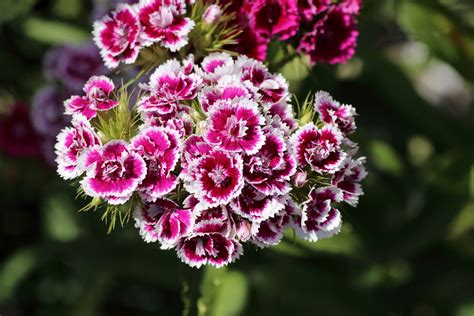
[181,265,203,316]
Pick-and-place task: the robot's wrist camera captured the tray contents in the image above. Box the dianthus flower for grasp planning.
[93,4,142,68]
[80,141,147,204]
[298,5,359,64]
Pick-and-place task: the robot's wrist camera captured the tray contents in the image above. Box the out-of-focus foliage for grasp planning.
[0,0,473,315]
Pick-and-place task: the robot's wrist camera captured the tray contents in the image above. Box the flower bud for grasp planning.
[203,4,222,24]
[293,170,308,188]
[236,220,252,242]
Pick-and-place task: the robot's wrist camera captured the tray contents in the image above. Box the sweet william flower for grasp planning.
[236,57,289,104]
[177,233,243,268]
[138,0,195,51]
[138,59,202,114]
[292,123,346,174]
[230,185,284,223]
[298,6,359,65]
[251,197,298,247]
[55,114,102,180]
[134,198,193,248]
[181,135,212,172]
[332,157,367,206]
[297,186,342,241]
[244,129,296,195]
[183,149,244,207]
[80,140,147,205]
[197,52,235,83]
[248,0,300,40]
[315,91,357,135]
[131,127,181,202]
[205,98,265,155]
[93,4,141,68]
[64,76,118,119]
[199,74,256,112]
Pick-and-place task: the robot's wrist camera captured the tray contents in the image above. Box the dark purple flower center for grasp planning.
[101,160,125,180]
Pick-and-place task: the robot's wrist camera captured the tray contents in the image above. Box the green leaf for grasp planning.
[22,17,89,44]
[0,247,38,302]
[369,140,404,175]
[198,267,248,316]
[0,0,36,23]
[42,195,80,242]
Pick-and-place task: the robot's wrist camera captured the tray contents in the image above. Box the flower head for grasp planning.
[205,98,265,155]
[138,59,202,114]
[292,123,346,174]
[138,0,195,51]
[183,149,244,206]
[332,157,367,206]
[80,140,147,204]
[64,76,118,119]
[315,91,357,135]
[55,114,102,179]
[93,4,142,68]
[298,6,359,64]
[248,0,300,40]
[244,130,296,195]
[134,198,193,248]
[131,127,181,201]
[297,186,342,241]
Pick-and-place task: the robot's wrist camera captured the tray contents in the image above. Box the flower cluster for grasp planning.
[93,0,195,68]
[215,0,362,64]
[55,53,366,268]
[92,0,362,69]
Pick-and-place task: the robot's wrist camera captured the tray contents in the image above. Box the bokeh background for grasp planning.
[1,0,473,315]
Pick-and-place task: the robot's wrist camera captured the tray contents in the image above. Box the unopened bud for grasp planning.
[293,171,308,188]
[203,4,222,24]
[236,220,252,242]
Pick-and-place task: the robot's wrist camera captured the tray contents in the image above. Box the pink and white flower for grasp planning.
[141,108,193,138]
[331,157,367,206]
[138,59,202,114]
[131,127,180,202]
[199,74,256,112]
[291,123,346,174]
[134,198,193,247]
[205,98,265,155]
[244,130,296,195]
[55,114,101,179]
[251,199,297,248]
[177,233,243,268]
[183,149,244,206]
[138,0,195,51]
[236,56,289,104]
[264,100,298,134]
[230,185,284,222]
[80,140,146,204]
[297,186,342,241]
[93,4,141,68]
[181,135,212,172]
[193,204,235,237]
[314,91,357,135]
[198,52,234,82]
[64,76,118,119]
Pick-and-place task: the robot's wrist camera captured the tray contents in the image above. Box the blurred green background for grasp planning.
[0,0,473,315]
